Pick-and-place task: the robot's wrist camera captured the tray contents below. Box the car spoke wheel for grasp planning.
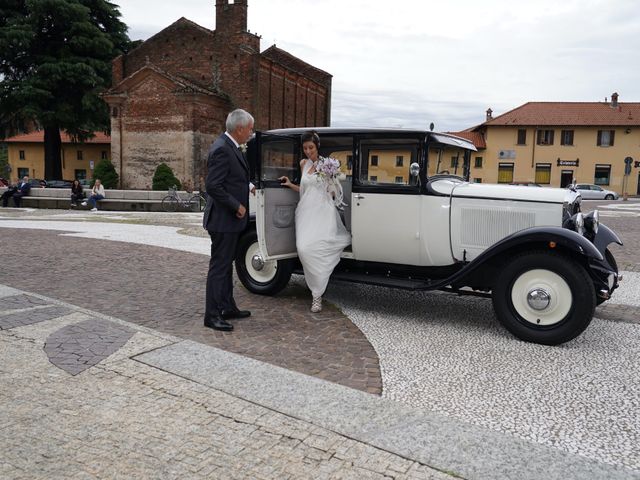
[492,250,595,345]
[605,194,614,200]
[235,230,293,295]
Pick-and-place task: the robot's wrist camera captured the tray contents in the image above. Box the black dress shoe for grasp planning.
[204,315,234,331]
[220,309,251,320]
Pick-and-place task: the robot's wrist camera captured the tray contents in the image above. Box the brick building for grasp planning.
[102,0,332,189]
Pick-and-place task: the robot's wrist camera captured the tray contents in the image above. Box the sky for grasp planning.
[116,0,640,132]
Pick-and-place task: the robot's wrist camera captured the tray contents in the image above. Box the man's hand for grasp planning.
[236,204,247,218]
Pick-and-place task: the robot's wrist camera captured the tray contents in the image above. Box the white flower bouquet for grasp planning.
[315,156,346,208]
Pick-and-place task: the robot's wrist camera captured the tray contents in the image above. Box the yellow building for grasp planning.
[462,93,640,196]
[5,131,111,182]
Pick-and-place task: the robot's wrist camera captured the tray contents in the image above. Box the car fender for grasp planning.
[444,226,603,287]
[592,223,623,253]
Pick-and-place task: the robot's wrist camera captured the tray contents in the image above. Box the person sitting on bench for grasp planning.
[81,179,105,211]
[1,176,31,207]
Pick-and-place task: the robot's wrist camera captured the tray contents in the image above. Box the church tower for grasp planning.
[215,0,248,34]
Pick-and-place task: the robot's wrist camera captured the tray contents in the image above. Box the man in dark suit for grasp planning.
[202,109,254,332]
[2,176,31,207]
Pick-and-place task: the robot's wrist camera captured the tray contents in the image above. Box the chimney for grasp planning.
[486,108,493,121]
[611,92,619,108]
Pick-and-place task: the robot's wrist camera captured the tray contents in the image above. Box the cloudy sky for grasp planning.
[117,0,640,132]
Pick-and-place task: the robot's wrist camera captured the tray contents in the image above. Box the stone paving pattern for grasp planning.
[0,312,454,480]
[0,228,382,394]
[0,305,74,330]
[44,318,135,375]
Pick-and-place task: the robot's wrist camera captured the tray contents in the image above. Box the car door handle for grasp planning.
[354,194,365,199]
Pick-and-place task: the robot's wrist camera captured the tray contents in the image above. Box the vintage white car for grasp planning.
[236,128,623,345]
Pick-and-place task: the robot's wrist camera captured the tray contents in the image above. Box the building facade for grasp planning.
[102,0,332,189]
[463,94,640,196]
[4,131,110,182]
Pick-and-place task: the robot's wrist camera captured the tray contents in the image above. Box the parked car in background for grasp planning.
[28,178,47,188]
[46,179,73,189]
[236,127,623,346]
[570,184,619,200]
[79,179,92,188]
[0,177,9,187]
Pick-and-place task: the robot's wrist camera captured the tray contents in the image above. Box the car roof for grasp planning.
[262,128,477,151]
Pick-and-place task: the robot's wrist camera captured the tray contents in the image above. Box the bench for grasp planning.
[0,187,201,212]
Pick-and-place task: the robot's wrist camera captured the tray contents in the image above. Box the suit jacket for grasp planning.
[16,182,31,195]
[202,133,250,233]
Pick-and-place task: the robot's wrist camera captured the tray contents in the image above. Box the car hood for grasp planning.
[430,179,578,204]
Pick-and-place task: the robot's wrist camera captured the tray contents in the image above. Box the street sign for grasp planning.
[624,157,633,175]
[89,161,94,170]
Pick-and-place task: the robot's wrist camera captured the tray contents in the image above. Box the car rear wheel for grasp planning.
[235,230,293,295]
[492,250,595,345]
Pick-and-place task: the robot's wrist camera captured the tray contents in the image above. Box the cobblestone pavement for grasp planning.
[2,203,640,477]
[0,226,382,394]
[0,287,455,480]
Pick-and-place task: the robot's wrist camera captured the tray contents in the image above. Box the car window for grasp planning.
[576,184,589,190]
[593,186,603,191]
[357,138,419,187]
[260,136,299,183]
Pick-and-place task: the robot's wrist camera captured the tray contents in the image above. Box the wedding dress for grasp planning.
[296,159,351,298]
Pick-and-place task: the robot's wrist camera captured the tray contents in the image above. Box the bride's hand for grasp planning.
[279,176,292,187]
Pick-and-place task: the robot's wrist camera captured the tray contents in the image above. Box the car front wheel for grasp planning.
[492,250,596,345]
[604,194,614,200]
[235,230,293,295]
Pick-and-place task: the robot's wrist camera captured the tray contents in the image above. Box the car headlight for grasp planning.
[583,210,599,235]
[564,212,585,236]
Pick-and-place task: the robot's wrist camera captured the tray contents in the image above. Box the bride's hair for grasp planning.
[301,130,320,150]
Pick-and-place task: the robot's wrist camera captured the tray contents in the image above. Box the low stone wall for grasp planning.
[0,187,201,212]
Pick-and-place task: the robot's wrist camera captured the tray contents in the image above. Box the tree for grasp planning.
[152,163,182,191]
[0,0,131,179]
[92,158,118,188]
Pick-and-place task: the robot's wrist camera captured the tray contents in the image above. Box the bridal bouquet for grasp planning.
[315,156,346,208]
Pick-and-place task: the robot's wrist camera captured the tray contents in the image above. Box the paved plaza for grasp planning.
[1,200,640,479]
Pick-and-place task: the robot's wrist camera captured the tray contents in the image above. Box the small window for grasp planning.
[346,154,353,170]
[474,156,483,168]
[473,178,482,183]
[597,130,615,147]
[561,130,574,146]
[19,150,25,160]
[450,156,458,168]
[497,163,514,183]
[77,150,83,160]
[101,151,108,160]
[537,130,554,145]
[535,163,552,184]
[74,169,87,180]
[594,164,611,185]
[18,167,29,178]
[517,129,527,145]
[358,138,418,186]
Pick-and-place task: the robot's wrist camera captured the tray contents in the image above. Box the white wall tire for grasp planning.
[510,269,572,326]
[492,250,596,345]
[235,230,292,295]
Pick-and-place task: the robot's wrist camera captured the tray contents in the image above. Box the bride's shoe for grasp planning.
[310,297,322,313]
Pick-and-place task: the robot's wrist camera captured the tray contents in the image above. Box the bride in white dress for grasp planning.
[279,131,351,312]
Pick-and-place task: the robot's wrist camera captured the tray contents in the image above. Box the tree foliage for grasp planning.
[152,163,182,191]
[92,158,118,188]
[0,0,131,178]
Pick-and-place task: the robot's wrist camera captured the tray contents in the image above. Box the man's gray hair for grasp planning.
[226,109,254,133]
